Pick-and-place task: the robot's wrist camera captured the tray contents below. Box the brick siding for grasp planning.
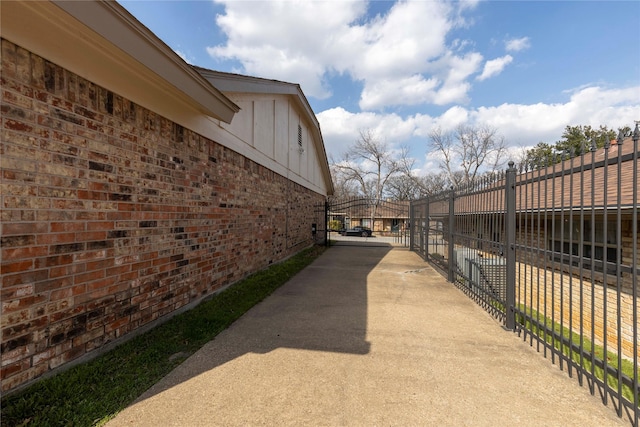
[1,39,324,393]
[514,219,640,362]
[516,262,640,361]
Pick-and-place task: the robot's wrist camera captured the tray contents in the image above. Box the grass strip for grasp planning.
[1,245,325,427]
[517,305,638,406]
[486,298,636,405]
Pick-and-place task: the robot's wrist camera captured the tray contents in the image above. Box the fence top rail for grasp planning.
[411,137,637,212]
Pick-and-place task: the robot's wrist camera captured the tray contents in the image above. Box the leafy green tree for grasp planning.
[328,220,343,231]
[522,142,555,168]
[555,124,616,155]
[522,124,632,170]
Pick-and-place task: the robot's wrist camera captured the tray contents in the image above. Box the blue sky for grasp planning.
[119,0,640,175]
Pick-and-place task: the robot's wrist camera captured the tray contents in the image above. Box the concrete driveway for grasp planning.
[107,244,627,426]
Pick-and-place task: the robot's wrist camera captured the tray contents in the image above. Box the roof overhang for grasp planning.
[197,68,335,195]
[0,0,239,124]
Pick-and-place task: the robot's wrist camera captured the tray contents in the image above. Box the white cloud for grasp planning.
[412,154,441,177]
[208,0,366,99]
[505,36,531,52]
[433,52,483,105]
[317,107,418,157]
[208,0,482,110]
[477,55,513,81]
[355,1,452,79]
[204,1,638,172]
[471,85,640,145]
[319,85,640,163]
[359,75,440,110]
[434,106,470,130]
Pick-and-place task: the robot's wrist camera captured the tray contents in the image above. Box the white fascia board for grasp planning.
[1,0,239,124]
[196,69,315,125]
[54,1,239,122]
[197,68,334,195]
[207,119,330,195]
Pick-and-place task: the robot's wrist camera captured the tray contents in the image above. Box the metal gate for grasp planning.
[325,197,410,246]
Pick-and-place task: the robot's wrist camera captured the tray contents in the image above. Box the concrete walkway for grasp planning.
[107,243,627,426]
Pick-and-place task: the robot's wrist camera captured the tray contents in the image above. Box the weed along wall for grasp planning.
[0,39,325,393]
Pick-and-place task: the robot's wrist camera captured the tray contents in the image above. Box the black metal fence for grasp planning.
[324,197,409,245]
[410,127,639,425]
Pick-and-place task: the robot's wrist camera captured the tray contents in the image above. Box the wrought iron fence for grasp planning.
[410,126,639,425]
[325,197,410,244]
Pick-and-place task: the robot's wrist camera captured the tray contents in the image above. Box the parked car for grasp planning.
[340,226,373,237]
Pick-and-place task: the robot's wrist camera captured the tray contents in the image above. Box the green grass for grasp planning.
[0,245,325,427]
[484,298,637,406]
[517,305,639,406]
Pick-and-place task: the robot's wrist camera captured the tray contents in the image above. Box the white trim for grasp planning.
[197,69,334,196]
[0,0,332,196]
[0,1,239,124]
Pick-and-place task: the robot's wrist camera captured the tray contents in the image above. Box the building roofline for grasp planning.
[196,67,334,195]
[1,0,239,123]
[194,67,320,129]
[57,1,240,122]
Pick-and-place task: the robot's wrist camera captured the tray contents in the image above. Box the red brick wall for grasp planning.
[1,39,325,393]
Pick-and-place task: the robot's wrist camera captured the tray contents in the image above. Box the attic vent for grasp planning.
[297,124,304,154]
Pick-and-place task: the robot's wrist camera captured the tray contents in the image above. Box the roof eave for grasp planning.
[1,0,239,123]
[55,1,240,122]
[197,68,334,195]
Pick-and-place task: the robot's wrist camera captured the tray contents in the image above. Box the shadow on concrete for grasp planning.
[109,244,630,427]
[130,243,392,403]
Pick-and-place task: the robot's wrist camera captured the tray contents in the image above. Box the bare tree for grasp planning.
[428,124,507,187]
[331,130,404,227]
[332,129,403,200]
[385,146,421,200]
[330,164,361,199]
[417,172,449,196]
[386,174,419,201]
